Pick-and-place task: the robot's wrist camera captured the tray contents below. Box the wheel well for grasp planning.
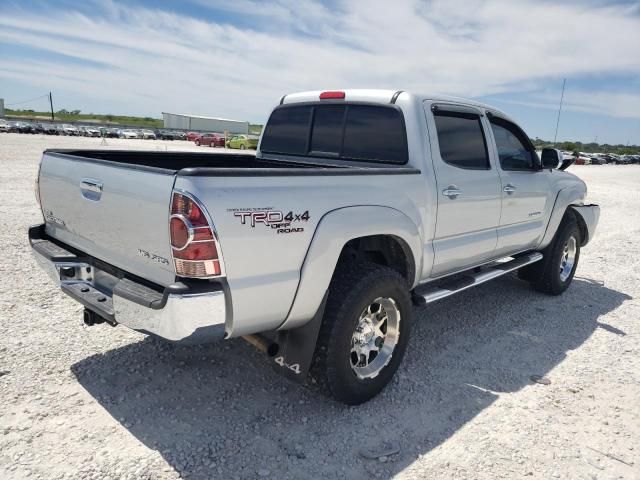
[569,207,589,246]
[336,235,415,284]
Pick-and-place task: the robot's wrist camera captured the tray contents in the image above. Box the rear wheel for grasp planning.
[195,140,200,146]
[311,262,412,405]
[519,212,581,295]
[240,144,246,150]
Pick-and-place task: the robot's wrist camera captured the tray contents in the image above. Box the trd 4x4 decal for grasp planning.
[229,209,310,234]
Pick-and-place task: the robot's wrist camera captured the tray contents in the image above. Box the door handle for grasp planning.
[80,179,103,201]
[80,179,103,193]
[442,185,461,199]
[503,184,516,195]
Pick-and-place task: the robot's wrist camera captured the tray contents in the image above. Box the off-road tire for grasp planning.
[518,212,581,295]
[311,262,412,405]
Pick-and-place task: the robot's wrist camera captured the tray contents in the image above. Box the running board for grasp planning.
[412,252,543,305]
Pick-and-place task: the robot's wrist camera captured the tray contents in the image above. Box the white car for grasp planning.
[82,126,101,137]
[30,89,600,404]
[61,124,79,136]
[140,129,156,139]
[118,129,139,139]
[0,120,9,132]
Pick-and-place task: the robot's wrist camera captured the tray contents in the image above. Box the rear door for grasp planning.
[425,103,502,276]
[486,115,552,255]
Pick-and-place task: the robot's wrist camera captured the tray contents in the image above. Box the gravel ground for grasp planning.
[1,133,638,479]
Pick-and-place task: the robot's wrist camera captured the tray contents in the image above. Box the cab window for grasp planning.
[489,117,536,171]
[433,110,490,170]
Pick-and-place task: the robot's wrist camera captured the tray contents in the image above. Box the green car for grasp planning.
[226,134,259,150]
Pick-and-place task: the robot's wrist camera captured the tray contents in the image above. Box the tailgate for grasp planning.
[38,152,177,286]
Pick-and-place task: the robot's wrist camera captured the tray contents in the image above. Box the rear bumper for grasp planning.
[29,224,227,343]
[571,204,600,246]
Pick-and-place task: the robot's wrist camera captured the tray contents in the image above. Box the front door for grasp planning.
[486,115,552,256]
[426,103,502,277]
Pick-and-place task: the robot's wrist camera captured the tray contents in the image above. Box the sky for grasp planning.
[1,0,639,145]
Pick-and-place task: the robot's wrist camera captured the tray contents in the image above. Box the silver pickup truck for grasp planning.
[30,89,599,404]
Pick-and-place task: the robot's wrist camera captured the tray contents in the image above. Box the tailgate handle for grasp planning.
[80,179,103,200]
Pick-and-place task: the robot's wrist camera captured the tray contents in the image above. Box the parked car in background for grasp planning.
[118,129,140,139]
[195,133,225,147]
[186,131,201,141]
[589,155,606,165]
[43,124,60,135]
[0,120,9,132]
[573,153,591,165]
[154,129,178,140]
[16,122,35,134]
[60,124,80,136]
[140,129,157,139]
[173,131,187,140]
[226,134,259,150]
[32,123,46,134]
[82,126,101,137]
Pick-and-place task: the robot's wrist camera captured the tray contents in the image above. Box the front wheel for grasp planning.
[240,144,246,150]
[519,213,581,295]
[311,262,412,405]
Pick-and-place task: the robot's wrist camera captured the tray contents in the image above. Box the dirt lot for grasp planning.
[0,133,638,479]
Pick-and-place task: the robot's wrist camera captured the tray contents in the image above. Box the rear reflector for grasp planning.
[319,91,345,100]
[170,191,224,278]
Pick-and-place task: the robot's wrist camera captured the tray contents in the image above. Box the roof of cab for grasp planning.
[280,89,512,120]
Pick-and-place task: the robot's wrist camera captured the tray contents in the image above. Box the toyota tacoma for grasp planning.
[30,89,599,404]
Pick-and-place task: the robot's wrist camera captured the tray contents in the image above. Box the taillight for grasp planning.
[169,191,223,278]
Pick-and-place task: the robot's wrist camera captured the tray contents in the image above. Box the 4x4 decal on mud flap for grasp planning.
[229,209,310,234]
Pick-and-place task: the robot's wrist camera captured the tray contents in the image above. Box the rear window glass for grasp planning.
[310,105,344,155]
[433,111,489,170]
[343,106,407,163]
[261,103,407,164]
[260,106,311,155]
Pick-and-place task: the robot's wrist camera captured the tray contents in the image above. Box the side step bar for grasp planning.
[412,252,543,305]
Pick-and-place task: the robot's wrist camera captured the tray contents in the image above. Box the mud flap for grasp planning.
[269,291,328,383]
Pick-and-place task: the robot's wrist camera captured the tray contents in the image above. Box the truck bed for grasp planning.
[44,150,420,176]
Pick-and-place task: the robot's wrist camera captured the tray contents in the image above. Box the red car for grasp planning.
[196,133,225,147]
[186,131,201,141]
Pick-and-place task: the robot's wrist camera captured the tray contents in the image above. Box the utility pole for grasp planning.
[553,79,566,146]
[49,92,55,121]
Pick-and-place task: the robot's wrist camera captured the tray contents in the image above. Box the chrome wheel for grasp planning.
[559,235,577,282]
[350,297,400,379]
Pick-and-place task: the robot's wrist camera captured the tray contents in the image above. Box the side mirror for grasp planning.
[541,148,562,169]
[541,148,574,171]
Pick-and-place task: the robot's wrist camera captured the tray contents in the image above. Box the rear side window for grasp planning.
[261,103,407,164]
[433,110,489,170]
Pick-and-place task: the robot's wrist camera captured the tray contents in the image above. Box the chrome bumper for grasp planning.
[30,226,227,343]
[571,204,600,246]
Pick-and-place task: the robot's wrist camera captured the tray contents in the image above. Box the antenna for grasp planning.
[553,78,566,146]
[49,92,55,121]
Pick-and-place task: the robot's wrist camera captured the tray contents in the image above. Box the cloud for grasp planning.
[0,0,639,124]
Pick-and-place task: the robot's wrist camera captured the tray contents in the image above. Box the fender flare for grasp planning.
[278,205,423,330]
[538,186,585,250]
